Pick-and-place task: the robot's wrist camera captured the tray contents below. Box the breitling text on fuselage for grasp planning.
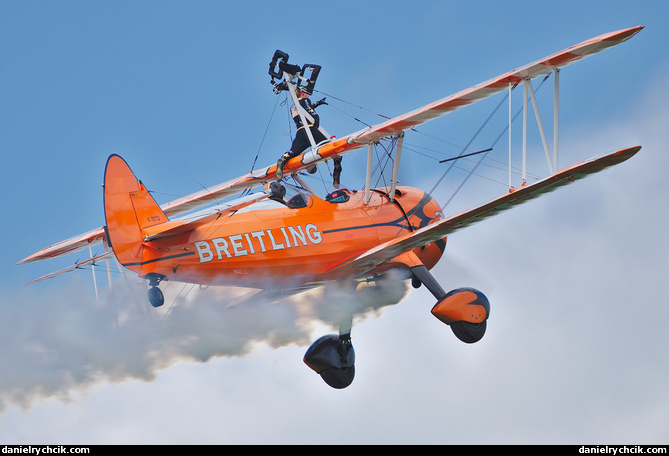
[193,223,322,263]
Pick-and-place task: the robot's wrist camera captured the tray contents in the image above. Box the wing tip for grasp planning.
[615,145,642,162]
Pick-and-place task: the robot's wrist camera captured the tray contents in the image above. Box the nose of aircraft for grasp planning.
[393,187,447,270]
[394,186,444,229]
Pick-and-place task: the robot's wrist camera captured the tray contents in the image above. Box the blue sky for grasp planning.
[2,0,668,444]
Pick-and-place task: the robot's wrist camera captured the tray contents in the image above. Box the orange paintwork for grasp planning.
[103,155,445,290]
[431,291,488,325]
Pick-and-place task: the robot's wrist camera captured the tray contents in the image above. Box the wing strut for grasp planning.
[362,133,405,205]
[553,68,560,172]
[513,70,561,187]
[364,143,373,204]
[388,132,404,202]
[527,77,555,175]
[89,243,99,306]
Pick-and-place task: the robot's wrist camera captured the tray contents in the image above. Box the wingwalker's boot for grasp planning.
[276,159,284,180]
[332,157,342,186]
[276,152,290,181]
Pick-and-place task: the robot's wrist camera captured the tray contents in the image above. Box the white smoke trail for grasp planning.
[0,272,408,413]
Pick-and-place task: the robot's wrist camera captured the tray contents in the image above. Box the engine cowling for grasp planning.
[412,238,447,271]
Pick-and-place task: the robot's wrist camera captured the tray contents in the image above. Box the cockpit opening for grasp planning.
[325,188,350,204]
[268,181,354,208]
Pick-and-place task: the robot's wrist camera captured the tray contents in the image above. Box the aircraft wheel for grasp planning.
[320,365,355,389]
[450,320,487,344]
[304,334,356,389]
[148,286,164,308]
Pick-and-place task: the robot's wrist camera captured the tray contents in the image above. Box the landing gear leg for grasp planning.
[410,265,446,298]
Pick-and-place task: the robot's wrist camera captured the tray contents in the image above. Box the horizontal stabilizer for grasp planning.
[17,227,106,265]
[143,191,270,241]
[26,251,114,284]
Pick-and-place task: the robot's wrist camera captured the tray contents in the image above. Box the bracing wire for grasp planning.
[372,136,399,190]
[316,89,513,197]
[160,282,197,323]
[314,89,391,122]
[249,95,282,174]
[426,88,512,199]
[429,74,551,210]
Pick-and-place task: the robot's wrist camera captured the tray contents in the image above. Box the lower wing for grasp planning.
[327,146,641,278]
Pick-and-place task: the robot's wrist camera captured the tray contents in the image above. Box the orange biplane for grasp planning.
[18,26,643,388]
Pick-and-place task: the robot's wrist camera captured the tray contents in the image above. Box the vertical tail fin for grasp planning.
[103,154,168,269]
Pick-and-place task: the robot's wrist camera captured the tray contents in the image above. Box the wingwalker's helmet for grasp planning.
[269,181,286,199]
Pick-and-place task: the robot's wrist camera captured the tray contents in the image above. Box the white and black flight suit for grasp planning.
[277,96,340,180]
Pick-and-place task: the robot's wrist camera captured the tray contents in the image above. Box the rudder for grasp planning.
[103,154,168,270]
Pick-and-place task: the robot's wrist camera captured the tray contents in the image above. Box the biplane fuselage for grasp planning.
[112,183,446,290]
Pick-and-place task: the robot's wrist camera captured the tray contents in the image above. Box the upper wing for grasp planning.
[347,26,644,145]
[157,25,644,213]
[17,26,643,267]
[143,191,269,241]
[326,146,641,278]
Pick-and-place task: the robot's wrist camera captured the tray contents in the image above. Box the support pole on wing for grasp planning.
[285,76,319,152]
[511,74,564,189]
[389,132,404,202]
[104,238,113,292]
[89,243,100,306]
[526,77,555,175]
[523,78,528,185]
[521,73,561,179]
[292,173,319,197]
[364,142,373,205]
[553,68,559,171]
[509,80,513,190]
